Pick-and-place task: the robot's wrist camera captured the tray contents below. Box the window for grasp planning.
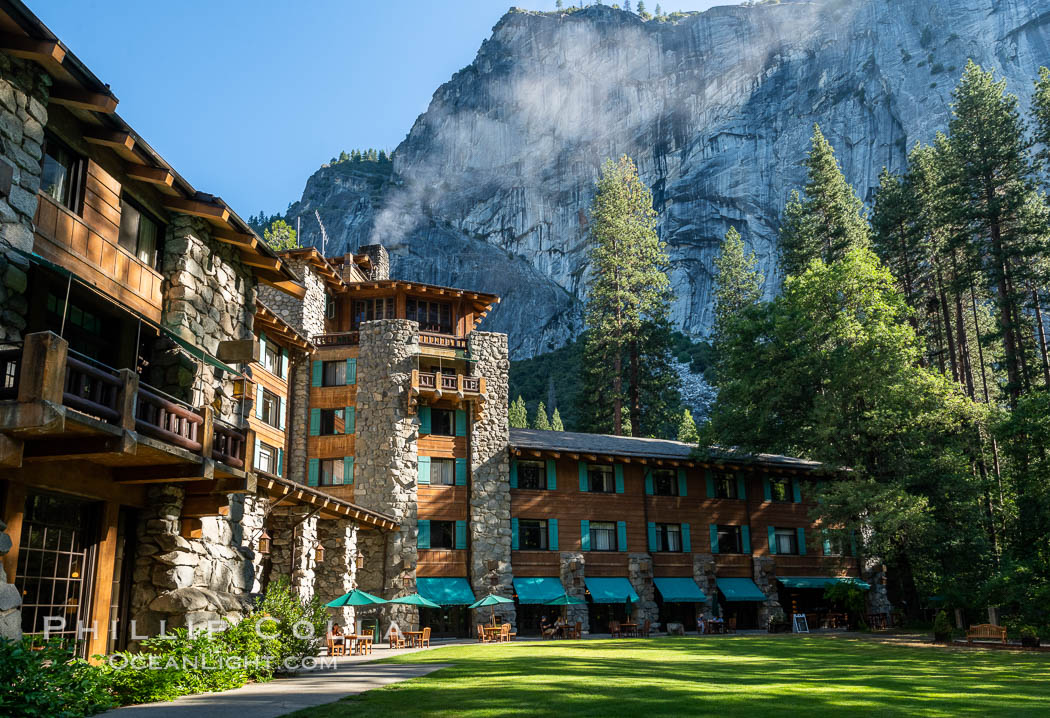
[429,458,455,486]
[656,523,682,552]
[407,298,453,334]
[319,408,346,435]
[260,388,282,428]
[519,519,548,550]
[517,460,544,490]
[261,341,284,376]
[429,520,456,549]
[352,297,394,329]
[118,196,164,269]
[41,133,84,212]
[589,521,618,551]
[319,458,345,486]
[715,473,739,499]
[322,360,346,387]
[769,478,790,502]
[587,465,615,493]
[652,469,677,496]
[257,442,278,475]
[325,294,336,320]
[717,525,744,554]
[824,529,848,556]
[774,528,799,555]
[430,408,455,436]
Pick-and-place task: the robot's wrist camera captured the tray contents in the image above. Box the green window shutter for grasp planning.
[548,519,559,551]
[614,464,624,494]
[511,518,519,550]
[616,521,627,551]
[455,520,467,549]
[797,527,807,555]
[309,408,320,436]
[580,520,590,551]
[681,523,691,552]
[763,476,772,502]
[307,459,319,487]
[280,347,289,380]
[510,459,518,489]
[546,459,557,490]
[255,384,263,419]
[344,456,354,486]
[345,357,357,385]
[420,407,431,435]
[278,396,286,431]
[709,524,719,554]
[311,360,322,387]
[792,478,802,503]
[455,458,467,485]
[418,520,430,549]
[737,476,747,500]
[768,526,777,555]
[417,456,431,485]
[277,448,284,477]
[706,470,715,498]
[677,468,688,497]
[578,462,588,492]
[455,409,467,436]
[822,528,832,556]
[742,525,752,553]
[253,438,261,471]
[647,522,658,552]
[345,406,355,434]
[644,470,653,495]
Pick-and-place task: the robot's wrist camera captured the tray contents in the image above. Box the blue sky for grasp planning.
[35,1,728,218]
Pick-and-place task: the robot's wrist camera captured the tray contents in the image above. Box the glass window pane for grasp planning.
[118,199,141,256]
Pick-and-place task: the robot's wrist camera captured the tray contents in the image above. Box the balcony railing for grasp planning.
[410,370,486,399]
[136,385,203,453]
[314,331,360,347]
[419,332,467,351]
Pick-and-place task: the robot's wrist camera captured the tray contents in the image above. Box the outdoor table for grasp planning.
[404,630,424,648]
[706,619,724,634]
[621,622,638,637]
[483,625,502,640]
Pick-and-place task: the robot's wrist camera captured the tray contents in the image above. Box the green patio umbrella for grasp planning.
[325,589,388,607]
[390,593,441,609]
[544,593,585,606]
[625,595,634,620]
[469,593,514,624]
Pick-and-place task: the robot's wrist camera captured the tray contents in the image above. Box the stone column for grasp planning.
[233,494,268,594]
[627,553,658,625]
[269,506,319,603]
[286,356,310,484]
[692,553,716,618]
[467,332,514,627]
[353,319,419,630]
[0,519,21,640]
[752,556,783,627]
[356,244,390,280]
[559,551,588,632]
[863,560,893,616]
[317,519,358,629]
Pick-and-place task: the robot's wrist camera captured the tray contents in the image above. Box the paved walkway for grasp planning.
[98,642,459,718]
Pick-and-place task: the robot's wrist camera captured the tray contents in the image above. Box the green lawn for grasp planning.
[286,635,1050,717]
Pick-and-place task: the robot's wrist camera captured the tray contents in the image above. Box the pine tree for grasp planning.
[262,219,298,251]
[534,401,552,431]
[779,124,870,278]
[555,0,563,9]
[637,1,646,14]
[509,395,528,429]
[654,3,662,16]
[677,408,698,443]
[712,226,763,343]
[551,408,565,431]
[623,0,631,12]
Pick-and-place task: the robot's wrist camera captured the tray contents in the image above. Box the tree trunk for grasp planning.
[934,260,959,383]
[1031,286,1050,390]
[629,340,641,438]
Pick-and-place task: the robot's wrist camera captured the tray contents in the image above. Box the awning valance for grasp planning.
[513,577,566,604]
[654,577,708,603]
[417,577,476,606]
[715,578,767,602]
[584,577,639,604]
[777,576,871,591]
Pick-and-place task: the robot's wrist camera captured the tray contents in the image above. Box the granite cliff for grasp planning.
[287,0,1050,357]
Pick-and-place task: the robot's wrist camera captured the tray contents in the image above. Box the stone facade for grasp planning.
[863,560,893,616]
[467,332,514,626]
[627,553,658,625]
[692,553,717,618]
[317,519,358,628]
[0,53,48,349]
[353,319,420,629]
[269,506,319,603]
[234,494,269,594]
[558,552,589,631]
[357,244,390,281]
[0,519,20,640]
[752,555,783,626]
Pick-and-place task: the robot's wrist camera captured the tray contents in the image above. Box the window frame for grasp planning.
[587,464,615,493]
[351,297,395,329]
[318,408,346,436]
[429,457,455,486]
[774,527,799,555]
[429,520,456,549]
[41,131,85,214]
[257,442,278,475]
[652,469,677,497]
[430,408,455,437]
[407,297,454,335]
[262,341,282,377]
[589,520,618,552]
[656,522,683,552]
[117,194,165,270]
[321,360,346,387]
[318,458,345,487]
[769,478,791,502]
[517,460,545,490]
[715,474,739,499]
[260,388,281,428]
[717,525,744,554]
[518,518,549,550]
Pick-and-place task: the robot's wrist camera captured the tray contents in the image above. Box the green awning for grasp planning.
[778,576,871,591]
[584,577,639,604]
[513,577,566,604]
[654,577,708,603]
[417,577,476,606]
[716,578,767,602]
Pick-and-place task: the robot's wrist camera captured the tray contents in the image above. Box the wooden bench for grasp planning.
[967,624,1007,645]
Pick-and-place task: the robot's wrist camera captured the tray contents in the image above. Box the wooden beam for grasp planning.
[181,494,230,518]
[22,432,135,460]
[114,461,213,484]
[86,500,119,660]
[211,227,258,248]
[126,164,175,189]
[84,129,135,153]
[238,252,282,271]
[0,434,23,468]
[49,83,118,113]
[259,277,307,299]
[0,33,66,63]
[180,518,203,539]
[163,197,230,223]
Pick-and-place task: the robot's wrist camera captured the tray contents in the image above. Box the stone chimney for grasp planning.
[357,244,390,281]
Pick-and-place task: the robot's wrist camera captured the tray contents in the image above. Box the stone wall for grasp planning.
[752,556,783,627]
[257,257,326,338]
[269,506,319,604]
[0,518,20,640]
[627,553,658,626]
[559,551,588,632]
[317,519,358,628]
[286,357,310,484]
[863,559,893,616]
[357,244,389,281]
[692,553,717,618]
[353,319,419,629]
[467,332,514,627]
[233,494,268,594]
[0,52,48,350]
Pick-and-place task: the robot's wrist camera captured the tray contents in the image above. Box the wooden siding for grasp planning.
[418,435,466,458]
[418,485,468,520]
[417,549,467,577]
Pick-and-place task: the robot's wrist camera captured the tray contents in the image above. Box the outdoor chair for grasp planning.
[390,629,406,649]
[610,620,622,638]
[727,617,737,634]
[477,624,490,643]
[573,621,583,639]
[640,619,651,638]
[499,623,512,642]
[326,634,345,656]
[421,627,431,648]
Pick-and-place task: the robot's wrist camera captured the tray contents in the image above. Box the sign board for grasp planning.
[793,613,810,633]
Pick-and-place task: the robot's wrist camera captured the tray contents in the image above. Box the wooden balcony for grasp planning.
[33,191,164,323]
[418,332,467,351]
[314,331,359,347]
[0,332,253,504]
[409,369,486,417]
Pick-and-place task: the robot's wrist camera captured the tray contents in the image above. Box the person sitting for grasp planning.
[553,615,567,638]
[541,615,555,639]
[332,622,344,636]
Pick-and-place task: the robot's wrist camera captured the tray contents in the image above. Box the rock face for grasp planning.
[287,0,1050,357]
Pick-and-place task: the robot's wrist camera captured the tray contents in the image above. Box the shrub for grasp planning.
[0,638,116,718]
[254,577,328,669]
[824,581,869,630]
[933,610,953,642]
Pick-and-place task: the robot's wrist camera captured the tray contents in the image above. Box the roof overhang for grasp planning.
[254,301,313,352]
[342,279,500,321]
[255,473,398,530]
[280,247,347,294]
